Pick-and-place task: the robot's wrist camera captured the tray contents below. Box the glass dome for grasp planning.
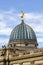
[9,21,37,44]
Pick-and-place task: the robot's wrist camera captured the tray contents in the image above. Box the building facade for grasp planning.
[0,12,43,65]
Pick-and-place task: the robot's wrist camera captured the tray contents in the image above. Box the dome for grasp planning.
[9,21,37,44]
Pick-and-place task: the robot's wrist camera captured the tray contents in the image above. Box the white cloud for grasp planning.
[0,28,12,35]
[33,25,43,33]
[25,13,43,20]
[0,14,4,20]
[0,22,7,28]
[36,33,43,37]
[37,38,43,43]
[0,38,9,46]
[24,13,43,33]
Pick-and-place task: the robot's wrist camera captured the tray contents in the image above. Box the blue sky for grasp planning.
[0,0,43,12]
[0,0,42,12]
[0,0,43,48]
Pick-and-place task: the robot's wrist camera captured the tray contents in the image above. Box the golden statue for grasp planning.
[21,11,24,20]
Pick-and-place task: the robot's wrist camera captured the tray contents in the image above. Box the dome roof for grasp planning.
[9,21,37,43]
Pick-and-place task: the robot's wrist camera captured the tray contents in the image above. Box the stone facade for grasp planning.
[0,46,43,65]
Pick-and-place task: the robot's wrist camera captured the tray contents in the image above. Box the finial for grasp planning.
[21,11,24,20]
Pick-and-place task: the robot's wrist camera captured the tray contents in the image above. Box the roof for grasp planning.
[9,20,37,43]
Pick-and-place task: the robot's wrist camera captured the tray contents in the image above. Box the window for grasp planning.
[25,44,28,46]
[14,44,16,47]
[10,44,12,47]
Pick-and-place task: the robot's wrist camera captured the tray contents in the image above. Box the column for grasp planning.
[6,61,10,65]
[4,62,6,65]
[30,61,34,65]
[19,63,23,65]
[10,64,13,65]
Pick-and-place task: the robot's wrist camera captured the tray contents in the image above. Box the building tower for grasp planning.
[8,12,38,49]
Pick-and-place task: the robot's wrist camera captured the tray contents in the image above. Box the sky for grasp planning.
[0,0,43,48]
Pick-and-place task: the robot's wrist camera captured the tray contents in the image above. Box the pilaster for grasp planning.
[30,61,34,65]
[19,63,23,65]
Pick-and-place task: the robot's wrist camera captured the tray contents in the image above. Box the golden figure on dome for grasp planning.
[21,11,24,20]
